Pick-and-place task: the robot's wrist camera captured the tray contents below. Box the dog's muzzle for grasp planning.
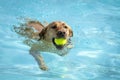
[57,31,66,38]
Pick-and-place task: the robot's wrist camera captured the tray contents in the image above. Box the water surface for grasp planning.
[0,0,120,80]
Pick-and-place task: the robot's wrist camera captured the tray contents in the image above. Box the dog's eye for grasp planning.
[64,26,68,29]
[51,26,57,29]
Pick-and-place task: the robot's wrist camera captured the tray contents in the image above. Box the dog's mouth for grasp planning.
[52,38,67,50]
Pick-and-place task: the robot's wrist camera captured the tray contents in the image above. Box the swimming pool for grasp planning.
[0,0,120,80]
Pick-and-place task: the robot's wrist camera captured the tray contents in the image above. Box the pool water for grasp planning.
[0,0,120,80]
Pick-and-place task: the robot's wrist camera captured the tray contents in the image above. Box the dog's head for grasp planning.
[39,21,73,49]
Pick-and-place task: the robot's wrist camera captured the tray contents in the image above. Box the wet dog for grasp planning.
[14,20,73,70]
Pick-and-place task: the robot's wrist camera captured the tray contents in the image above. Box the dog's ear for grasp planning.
[39,27,47,40]
[69,28,73,37]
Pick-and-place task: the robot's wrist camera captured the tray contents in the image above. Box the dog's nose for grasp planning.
[57,31,65,37]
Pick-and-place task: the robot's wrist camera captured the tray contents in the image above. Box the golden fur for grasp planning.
[14,20,73,71]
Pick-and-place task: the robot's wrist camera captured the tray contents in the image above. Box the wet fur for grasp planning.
[14,20,73,71]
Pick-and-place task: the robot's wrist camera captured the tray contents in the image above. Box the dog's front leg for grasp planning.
[29,50,48,71]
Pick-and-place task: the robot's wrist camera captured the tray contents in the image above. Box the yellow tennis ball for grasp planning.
[54,38,67,45]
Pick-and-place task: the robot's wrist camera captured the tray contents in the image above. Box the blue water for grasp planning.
[0,0,120,80]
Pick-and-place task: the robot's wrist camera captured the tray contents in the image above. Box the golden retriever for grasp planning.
[14,20,73,71]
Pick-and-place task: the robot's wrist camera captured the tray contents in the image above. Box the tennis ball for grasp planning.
[54,38,67,45]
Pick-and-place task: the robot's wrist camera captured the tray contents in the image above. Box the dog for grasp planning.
[14,20,73,71]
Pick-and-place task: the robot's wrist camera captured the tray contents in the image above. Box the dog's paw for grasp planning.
[40,65,48,71]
